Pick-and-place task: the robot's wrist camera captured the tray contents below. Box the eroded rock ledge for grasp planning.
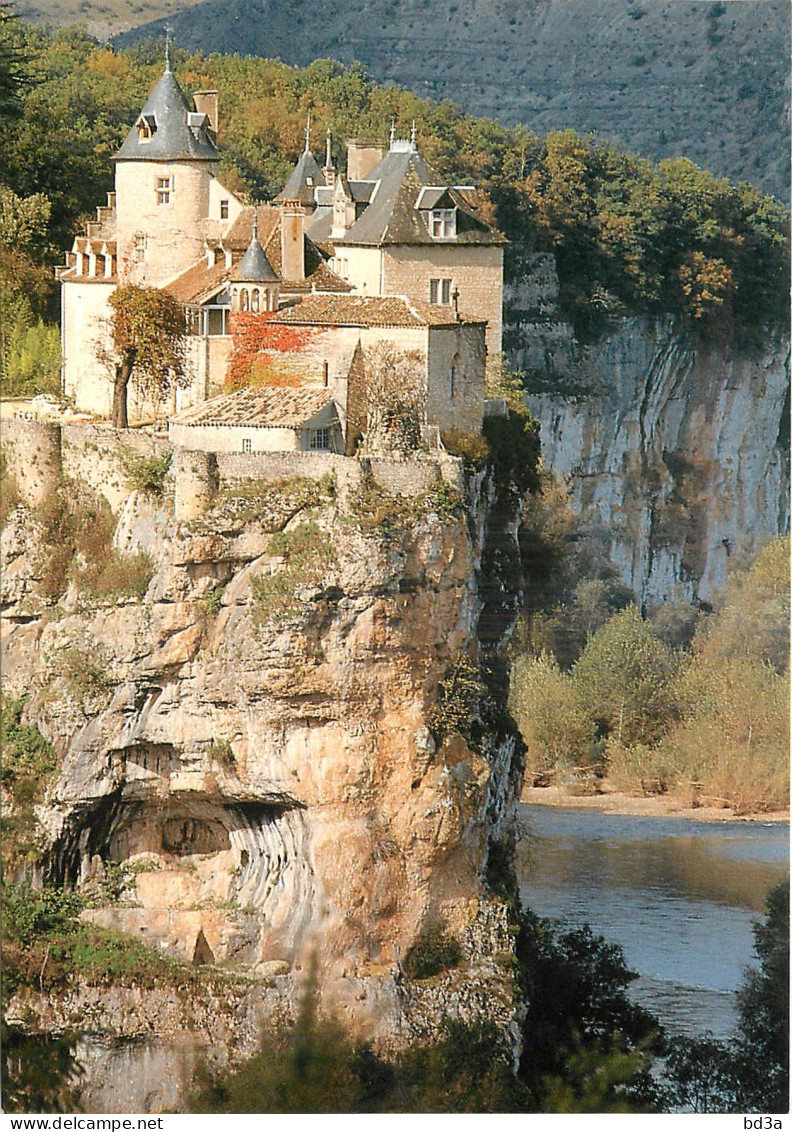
[1,438,527,1111]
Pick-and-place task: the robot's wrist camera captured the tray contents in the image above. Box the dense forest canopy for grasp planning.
[0,16,789,393]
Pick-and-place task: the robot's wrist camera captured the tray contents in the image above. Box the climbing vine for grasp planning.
[226,313,323,388]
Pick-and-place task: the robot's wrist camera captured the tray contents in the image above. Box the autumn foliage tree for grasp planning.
[106,285,187,428]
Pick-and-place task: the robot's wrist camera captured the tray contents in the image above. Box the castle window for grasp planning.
[241,438,253,454]
[220,199,229,219]
[133,233,147,262]
[136,114,156,141]
[449,366,456,399]
[429,278,452,305]
[309,427,331,451]
[156,176,172,205]
[204,307,228,335]
[430,208,456,238]
[251,289,260,312]
[240,289,250,311]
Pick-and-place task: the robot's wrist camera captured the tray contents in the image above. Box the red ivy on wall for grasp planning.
[226,312,322,388]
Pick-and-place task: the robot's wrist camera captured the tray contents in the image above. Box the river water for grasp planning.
[516,803,789,1041]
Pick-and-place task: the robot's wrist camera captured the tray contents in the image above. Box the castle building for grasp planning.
[58,59,505,448]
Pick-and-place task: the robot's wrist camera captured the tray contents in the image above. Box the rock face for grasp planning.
[506,252,791,605]
[0,447,524,1110]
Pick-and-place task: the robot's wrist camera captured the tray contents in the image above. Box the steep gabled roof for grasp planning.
[307,144,505,247]
[115,66,220,163]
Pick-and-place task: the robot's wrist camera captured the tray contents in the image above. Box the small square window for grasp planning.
[241,437,252,454]
[309,428,331,451]
[156,176,172,205]
[431,208,456,238]
[220,199,229,219]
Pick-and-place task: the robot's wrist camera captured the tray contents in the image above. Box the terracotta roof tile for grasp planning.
[171,386,335,429]
[165,259,230,304]
[271,293,484,328]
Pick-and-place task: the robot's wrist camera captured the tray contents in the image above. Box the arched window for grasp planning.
[251,289,260,312]
[240,289,250,311]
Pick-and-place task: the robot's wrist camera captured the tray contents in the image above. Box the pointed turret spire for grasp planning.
[325,128,334,169]
[389,119,396,150]
[231,209,278,282]
[164,24,173,72]
[304,113,312,154]
[115,46,220,162]
[410,120,417,147]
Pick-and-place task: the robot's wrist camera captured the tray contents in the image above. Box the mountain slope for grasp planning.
[109,0,790,201]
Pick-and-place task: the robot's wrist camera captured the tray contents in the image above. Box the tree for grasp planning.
[572,605,678,747]
[106,285,187,428]
[733,880,789,1112]
[357,343,426,456]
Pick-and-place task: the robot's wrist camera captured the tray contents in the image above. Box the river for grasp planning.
[517,803,789,1041]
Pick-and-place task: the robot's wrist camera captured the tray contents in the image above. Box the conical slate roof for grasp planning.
[230,219,279,282]
[115,66,220,162]
[275,149,325,205]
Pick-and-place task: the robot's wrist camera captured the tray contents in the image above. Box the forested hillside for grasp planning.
[1,17,788,394]
[18,0,791,202]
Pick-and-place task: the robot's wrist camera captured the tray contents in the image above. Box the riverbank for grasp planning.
[521,783,789,823]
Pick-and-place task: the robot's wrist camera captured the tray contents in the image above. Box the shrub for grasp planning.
[346,473,414,539]
[75,549,153,600]
[32,477,153,602]
[429,654,487,745]
[402,920,462,980]
[0,450,21,527]
[250,520,336,627]
[121,449,171,496]
[659,656,789,812]
[509,652,594,779]
[55,641,114,705]
[0,696,57,805]
[440,430,489,469]
[215,474,334,528]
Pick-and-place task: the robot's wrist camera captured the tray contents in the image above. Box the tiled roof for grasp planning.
[222,206,351,292]
[171,386,335,429]
[271,293,484,328]
[164,259,230,304]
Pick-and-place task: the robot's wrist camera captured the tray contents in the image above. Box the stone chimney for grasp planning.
[346,138,384,180]
[193,90,219,133]
[280,200,305,282]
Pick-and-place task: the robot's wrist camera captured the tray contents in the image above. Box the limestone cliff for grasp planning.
[0,441,524,1111]
[506,252,791,606]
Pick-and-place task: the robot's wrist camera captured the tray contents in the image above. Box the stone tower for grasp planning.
[114,53,220,286]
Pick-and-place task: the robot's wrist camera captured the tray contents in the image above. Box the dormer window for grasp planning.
[156,176,172,205]
[220,199,229,219]
[136,114,157,142]
[431,208,456,238]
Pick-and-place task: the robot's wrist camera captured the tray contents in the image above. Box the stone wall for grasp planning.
[1,418,62,506]
[115,160,217,288]
[384,244,504,356]
[2,419,170,512]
